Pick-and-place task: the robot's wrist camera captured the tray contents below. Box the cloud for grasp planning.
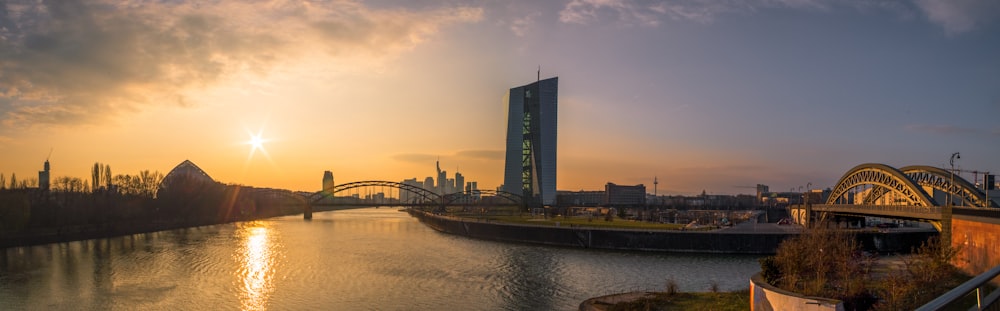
[392,153,439,164]
[904,124,1000,137]
[454,149,504,160]
[510,12,541,37]
[0,0,482,130]
[392,149,503,164]
[558,0,999,33]
[560,0,662,26]
[914,0,1000,34]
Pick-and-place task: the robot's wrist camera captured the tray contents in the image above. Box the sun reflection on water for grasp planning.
[237,224,276,311]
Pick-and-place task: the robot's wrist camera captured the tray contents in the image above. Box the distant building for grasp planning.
[556,190,604,206]
[157,160,216,196]
[322,171,334,192]
[503,76,558,206]
[455,172,465,194]
[38,160,50,191]
[400,178,422,203]
[756,184,769,205]
[605,183,646,206]
[423,177,435,192]
[436,160,447,195]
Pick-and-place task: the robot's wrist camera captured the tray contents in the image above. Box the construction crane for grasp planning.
[948,167,994,190]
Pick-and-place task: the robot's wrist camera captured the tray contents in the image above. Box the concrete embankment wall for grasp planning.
[951,208,1000,276]
[412,211,793,254]
[750,273,844,311]
[411,211,936,254]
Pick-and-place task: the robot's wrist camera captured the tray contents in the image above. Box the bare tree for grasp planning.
[104,164,112,190]
[92,163,101,192]
[0,173,5,190]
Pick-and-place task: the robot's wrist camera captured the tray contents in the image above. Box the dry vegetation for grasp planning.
[759,227,965,310]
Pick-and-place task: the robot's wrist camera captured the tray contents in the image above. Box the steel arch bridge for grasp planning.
[305,180,525,206]
[792,163,996,234]
[308,180,443,205]
[825,163,996,208]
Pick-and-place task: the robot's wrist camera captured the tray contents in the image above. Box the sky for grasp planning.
[0,0,998,195]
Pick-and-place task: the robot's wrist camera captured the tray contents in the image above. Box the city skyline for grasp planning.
[1,1,999,195]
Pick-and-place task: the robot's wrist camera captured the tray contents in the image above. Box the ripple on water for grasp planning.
[0,208,763,310]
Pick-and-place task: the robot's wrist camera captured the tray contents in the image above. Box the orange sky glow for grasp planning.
[1,1,998,195]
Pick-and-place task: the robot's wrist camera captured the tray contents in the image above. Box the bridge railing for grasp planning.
[916,262,1000,311]
[810,204,941,215]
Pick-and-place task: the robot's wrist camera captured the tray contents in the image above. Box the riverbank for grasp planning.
[408,209,936,254]
[0,219,241,248]
[0,203,367,248]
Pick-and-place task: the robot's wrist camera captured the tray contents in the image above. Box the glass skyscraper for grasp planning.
[503,76,557,206]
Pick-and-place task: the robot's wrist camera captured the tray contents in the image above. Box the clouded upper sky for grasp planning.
[1,0,998,195]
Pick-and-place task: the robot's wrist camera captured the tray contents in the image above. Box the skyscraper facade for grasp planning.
[503,76,558,206]
[455,172,464,194]
[322,171,334,192]
[436,160,447,195]
[38,160,50,191]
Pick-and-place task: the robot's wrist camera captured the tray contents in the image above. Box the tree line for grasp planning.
[0,162,163,198]
[0,161,307,246]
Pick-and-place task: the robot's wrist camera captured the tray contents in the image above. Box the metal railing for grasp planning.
[813,204,941,214]
[916,263,1000,311]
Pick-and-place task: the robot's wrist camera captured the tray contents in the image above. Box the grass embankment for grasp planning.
[597,290,749,311]
[443,207,713,230]
[479,215,692,230]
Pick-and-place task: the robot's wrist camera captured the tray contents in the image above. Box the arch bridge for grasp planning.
[792,163,997,240]
[296,181,525,219]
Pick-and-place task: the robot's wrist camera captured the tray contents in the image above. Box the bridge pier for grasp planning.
[304,202,313,220]
[833,215,865,229]
[941,204,951,249]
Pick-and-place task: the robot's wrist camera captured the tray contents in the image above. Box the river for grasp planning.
[0,208,762,310]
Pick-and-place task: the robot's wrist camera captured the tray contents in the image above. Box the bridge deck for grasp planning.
[798,204,942,221]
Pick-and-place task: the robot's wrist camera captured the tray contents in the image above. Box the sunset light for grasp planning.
[2,1,1000,310]
[0,0,996,194]
[245,129,271,163]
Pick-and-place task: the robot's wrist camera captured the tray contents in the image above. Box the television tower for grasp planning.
[653,176,659,206]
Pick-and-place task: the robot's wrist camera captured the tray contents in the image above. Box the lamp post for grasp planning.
[950,152,961,207]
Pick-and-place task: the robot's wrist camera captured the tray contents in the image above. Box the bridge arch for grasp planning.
[826,163,936,207]
[899,166,998,208]
[308,181,442,205]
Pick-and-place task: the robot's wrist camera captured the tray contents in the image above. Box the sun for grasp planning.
[249,134,265,151]
[245,129,271,162]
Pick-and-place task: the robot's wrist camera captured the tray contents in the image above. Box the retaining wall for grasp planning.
[750,273,844,311]
[410,211,935,254]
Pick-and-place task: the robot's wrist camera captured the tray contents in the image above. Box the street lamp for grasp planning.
[950,152,961,207]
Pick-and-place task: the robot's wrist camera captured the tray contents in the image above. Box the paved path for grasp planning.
[719,220,804,234]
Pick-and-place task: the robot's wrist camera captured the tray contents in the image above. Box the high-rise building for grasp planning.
[424,177,435,192]
[400,178,421,203]
[38,160,50,191]
[436,160,447,195]
[503,76,558,206]
[322,171,334,193]
[455,172,465,194]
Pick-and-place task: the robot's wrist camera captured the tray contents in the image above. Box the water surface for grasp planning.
[0,208,761,310]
